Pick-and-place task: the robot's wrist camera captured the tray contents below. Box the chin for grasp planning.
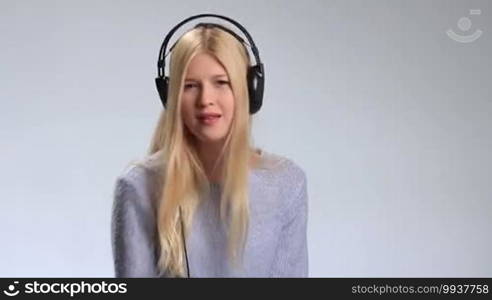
[201,137,226,144]
[198,134,228,144]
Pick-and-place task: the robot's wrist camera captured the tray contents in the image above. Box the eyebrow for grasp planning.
[185,74,228,81]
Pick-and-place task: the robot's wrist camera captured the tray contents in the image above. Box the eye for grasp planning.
[217,80,230,86]
[184,83,197,90]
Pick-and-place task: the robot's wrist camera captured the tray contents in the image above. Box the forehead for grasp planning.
[185,52,228,79]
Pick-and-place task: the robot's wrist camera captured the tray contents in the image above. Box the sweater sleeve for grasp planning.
[270,169,309,277]
[111,172,159,278]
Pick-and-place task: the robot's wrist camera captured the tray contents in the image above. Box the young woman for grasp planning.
[111,15,309,278]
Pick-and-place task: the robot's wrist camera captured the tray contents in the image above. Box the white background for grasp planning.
[1,0,491,277]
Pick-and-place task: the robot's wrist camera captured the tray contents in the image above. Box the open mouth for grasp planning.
[197,115,221,125]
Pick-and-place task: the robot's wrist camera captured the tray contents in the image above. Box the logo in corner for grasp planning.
[446,9,483,43]
[3,281,20,297]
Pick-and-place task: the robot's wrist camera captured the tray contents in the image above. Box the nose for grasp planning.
[196,83,216,108]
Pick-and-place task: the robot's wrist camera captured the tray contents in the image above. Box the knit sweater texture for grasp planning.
[111,149,308,277]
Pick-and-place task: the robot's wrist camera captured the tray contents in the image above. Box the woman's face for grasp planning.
[181,52,235,145]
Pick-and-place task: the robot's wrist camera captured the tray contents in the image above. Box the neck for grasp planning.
[196,141,225,184]
[194,141,262,184]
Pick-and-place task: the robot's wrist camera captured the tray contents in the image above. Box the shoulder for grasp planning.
[119,150,164,184]
[114,150,165,209]
[257,150,308,212]
[259,150,307,191]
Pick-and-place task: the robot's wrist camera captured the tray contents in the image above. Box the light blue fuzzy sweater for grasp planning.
[110,149,308,277]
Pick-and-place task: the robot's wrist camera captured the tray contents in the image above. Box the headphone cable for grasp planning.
[179,206,190,278]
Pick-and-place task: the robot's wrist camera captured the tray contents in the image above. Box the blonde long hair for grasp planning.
[147,25,260,277]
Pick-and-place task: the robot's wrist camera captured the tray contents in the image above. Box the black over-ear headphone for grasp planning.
[155,13,265,114]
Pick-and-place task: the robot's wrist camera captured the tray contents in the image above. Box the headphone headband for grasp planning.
[156,13,263,78]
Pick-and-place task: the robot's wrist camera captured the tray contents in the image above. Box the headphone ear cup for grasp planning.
[155,77,170,108]
[247,65,264,114]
